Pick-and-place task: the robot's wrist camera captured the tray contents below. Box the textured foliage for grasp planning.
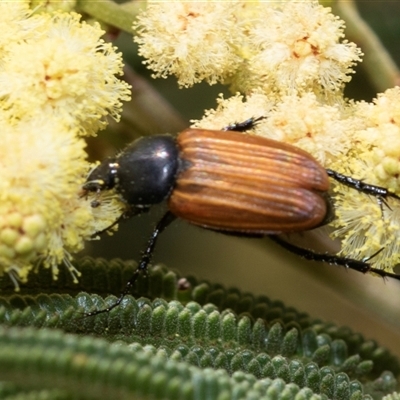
[0,257,398,399]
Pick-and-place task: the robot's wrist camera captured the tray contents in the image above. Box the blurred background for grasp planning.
[82,1,400,358]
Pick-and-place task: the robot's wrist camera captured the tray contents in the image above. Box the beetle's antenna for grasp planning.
[84,211,177,317]
[269,235,400,280]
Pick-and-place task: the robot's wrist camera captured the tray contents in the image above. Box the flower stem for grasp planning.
[334,0,400,92]
[77,0,144,34]
[121,65,187,140]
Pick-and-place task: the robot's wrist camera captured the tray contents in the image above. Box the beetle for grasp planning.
[82,118,400,316]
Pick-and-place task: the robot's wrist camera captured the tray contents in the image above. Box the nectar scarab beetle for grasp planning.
[82,118,400,316]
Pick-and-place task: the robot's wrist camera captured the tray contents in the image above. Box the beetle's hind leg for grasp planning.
[269,235,400,280]
[326,168,400,213]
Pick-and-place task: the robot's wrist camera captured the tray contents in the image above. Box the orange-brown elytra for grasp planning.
[169,128,329,233]
[82,118,400,317]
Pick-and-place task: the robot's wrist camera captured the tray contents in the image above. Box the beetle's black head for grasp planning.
[83,134,180,208]
[83,158,118,194]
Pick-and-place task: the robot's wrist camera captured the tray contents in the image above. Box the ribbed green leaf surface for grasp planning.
[0,257,397,399]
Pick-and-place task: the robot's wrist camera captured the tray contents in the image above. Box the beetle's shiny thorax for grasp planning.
[112,134,180,206]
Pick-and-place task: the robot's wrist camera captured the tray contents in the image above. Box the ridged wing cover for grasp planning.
[168,129,330,234]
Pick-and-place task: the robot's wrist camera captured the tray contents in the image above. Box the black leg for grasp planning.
[326,168,400,207]
[222,116,265,132]
[84,211,177,317]
[270,235,400,280]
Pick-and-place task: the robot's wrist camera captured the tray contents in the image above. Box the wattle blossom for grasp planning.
[0,8,129,286]
[134,1,362,98]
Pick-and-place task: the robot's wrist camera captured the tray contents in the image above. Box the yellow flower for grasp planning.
[353,88,400,192]
[241,1,362,96]
[192,92,274,131]
[330,88,400,271]
[0,1,38,53]
[0,8,130,286]
[0,116,126,286]
[134,1,244,87]
[0,12,131,136]
[134,1,362,97]
[257,93,361,165]
[0,117,80,284]
[193,92,358,166]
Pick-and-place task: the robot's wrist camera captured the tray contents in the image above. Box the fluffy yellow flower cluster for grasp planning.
[135,0,400,271]
[135,0,362,98]
[0,3,130,286]
[330,88,400,267]
[193,92,359,166]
